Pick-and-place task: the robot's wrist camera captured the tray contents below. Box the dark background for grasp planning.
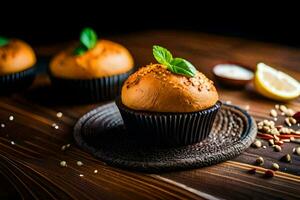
[1,3,300,47]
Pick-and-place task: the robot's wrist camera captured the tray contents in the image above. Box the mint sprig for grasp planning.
[73,27,98,56]
[153,45,196,77]
[0,36,9,47]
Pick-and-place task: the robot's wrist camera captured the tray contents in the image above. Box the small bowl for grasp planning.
[212,62,254,88]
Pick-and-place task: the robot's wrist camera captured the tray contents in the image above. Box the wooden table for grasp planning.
[1,30,299,200]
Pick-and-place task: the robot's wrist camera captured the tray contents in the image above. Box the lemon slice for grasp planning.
[254,63,300,101]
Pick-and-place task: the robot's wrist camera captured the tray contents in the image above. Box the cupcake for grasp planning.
[49,27,134,102]
[0,36,36,93]
[116,45,221,146]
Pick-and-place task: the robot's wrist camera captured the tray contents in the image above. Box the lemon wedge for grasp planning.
[254,63,300,101]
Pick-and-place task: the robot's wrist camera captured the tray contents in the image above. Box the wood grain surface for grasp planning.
[0,30,299,200]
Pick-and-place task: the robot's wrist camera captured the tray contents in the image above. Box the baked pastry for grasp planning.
[116,45,221,146]
[0,37,37,93]
[49,27,134,101]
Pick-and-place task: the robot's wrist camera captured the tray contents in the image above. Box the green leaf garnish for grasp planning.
[73,27,98,55]
[73,46,87,56]
[153,45,173,65]
[80,27,97,49]
[152,45,196,77]
[0,36,9,47]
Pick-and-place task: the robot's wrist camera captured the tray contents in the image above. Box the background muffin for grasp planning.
[49,28,134,101]
[0,37,36,93]
[117,45,221,146]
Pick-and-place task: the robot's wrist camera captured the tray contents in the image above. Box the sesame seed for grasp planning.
[10,141,15,145]
[79,174,84,177]
[9,116,14,121]
[61,145,66,151]
[56,112,63,118]
[54,125,59,130]
[245,105,250,110]
[1,123,5,128]
[66,144,70,148]
[77,161,83,166]
[225,100,232,104]
[94,169,98,174]
[255,156,264,166]
[60,161,67,167]
[271,163,280,171]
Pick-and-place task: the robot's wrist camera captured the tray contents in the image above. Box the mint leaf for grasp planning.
[152,45,196,77]
[153,45,173,65]
[170,58,196,77]
[73,45,87,56]
[73,27,98,55]
[0,36,9,47]
[80,27,97,49]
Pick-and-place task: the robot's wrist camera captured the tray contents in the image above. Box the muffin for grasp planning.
[49,27,134,101]
[0,37,36,93]
[116,45,221,146]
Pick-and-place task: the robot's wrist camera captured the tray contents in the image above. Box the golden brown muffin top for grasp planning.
[0,39,36,75]
[50,40,134,79]
[121,64,219,112]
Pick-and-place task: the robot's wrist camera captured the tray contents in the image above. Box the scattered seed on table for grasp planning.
[274,145,282,152]
[285,109,295,117]
[258,121,264,127]
[61,145,66,151]
[1,123,5,128]
[225,100,232,104]
[60,161,67,167]
[56,112,63,118]
[272,163,280,171]
[264,170,274,178]
[94,169,98,174]
[291,138,300,144]
[262,145,267,149]
[281,139,290,143]
[245,105,250,110]
[289,117,297,125]
[281,154,291,163]
[252,140,262,148]
[256,157,264,166]
[10,141,15,145]
[77,161,83,166]
[79,174,84,177]
[274,135,280,142]
[279,105,287,113]
[270,109,277,117]
[295,147,300,156]
[9,116,14,121]
[66,144,71,148]
[285,118,292,127]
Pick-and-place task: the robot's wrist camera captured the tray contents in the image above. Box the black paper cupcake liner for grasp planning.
[116,98,222,146]
[49,70,133,102]
[0,67,36,94]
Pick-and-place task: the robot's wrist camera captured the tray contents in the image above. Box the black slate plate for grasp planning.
[74,102,257,172]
